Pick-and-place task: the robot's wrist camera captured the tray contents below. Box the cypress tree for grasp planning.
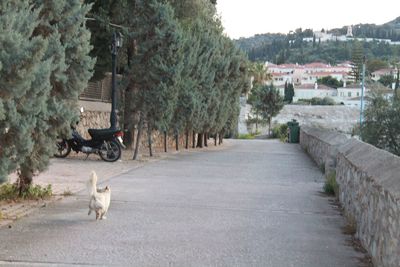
[126,0,184,159]
[18,0,94,189]
[0,0,52,184]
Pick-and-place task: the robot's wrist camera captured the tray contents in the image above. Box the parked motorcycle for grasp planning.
[54,127,125,162]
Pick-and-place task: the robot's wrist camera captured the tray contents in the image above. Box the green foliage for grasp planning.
[271,124,288,142]
[237,134,255,139]
[323,172,338,196]
[0,0,51,183]
[114,0,250,157]
[284,82,295,103]
[249,84,284,135]
[0,183,52,200]
[310,97,336,105]
[237,28,400,65]
[317,76,343,89]
[349,41,365,83]
[249,61,271,86]
[378,74,395,87]
[0,0,94,187]
[361,94,400,156]
[367,59,389,74]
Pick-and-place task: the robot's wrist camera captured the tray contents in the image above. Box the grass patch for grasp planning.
[237,133,255,139]
[0,183,52,201]
[323,171,338,196]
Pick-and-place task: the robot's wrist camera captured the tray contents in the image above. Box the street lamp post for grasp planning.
[359,56,366,138]
[110,32,122,129]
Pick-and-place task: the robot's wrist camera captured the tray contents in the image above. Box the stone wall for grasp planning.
[300,127,400,267]
[300,126,349,175]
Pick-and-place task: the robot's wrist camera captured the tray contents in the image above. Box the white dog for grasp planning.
[87,171,111,220]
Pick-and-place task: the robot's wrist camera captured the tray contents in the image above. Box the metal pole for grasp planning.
[110,32,117,129]
[359,56,366,138]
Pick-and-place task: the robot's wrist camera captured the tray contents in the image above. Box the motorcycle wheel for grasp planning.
[99,140,121,162]
[54,140,71,158]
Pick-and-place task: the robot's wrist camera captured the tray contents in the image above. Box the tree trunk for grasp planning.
[123,121,135,150]
[255,111,259,133]
[147,124,153,157]
[175,131,179,151]
[214,134,217,146]
[219,131,224,145]
[133,114,143,160]
[164,131,167,153]
[197,133,203,148]
[204,133,208,147]
[185,130,189,149]
[192,131,196,148]
[18,165,33,195]
[268,117,272,136]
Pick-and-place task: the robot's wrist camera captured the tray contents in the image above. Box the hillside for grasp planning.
[236,17,400,64]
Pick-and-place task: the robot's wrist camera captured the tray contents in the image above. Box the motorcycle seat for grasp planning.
[88,128,120,140]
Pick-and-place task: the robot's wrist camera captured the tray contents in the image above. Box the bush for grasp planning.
[310,97,335,105]
[0,183,52,201]
[271,124,288,142]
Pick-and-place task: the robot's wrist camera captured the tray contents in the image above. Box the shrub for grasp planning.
[0,183,52,201]
[323,172,338,196]
[310,97,335,105]
[272,124,288,142]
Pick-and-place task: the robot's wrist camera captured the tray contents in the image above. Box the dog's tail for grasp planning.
[87,171,98,197]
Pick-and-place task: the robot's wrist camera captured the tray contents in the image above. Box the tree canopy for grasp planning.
[0,0,94,187]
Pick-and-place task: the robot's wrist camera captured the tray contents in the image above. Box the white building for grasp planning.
[293,83,337,102]
[371,68,397,82]
[267,61,352,86]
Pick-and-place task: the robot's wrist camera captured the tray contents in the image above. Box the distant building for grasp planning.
[346,26,353,37]
[302,26,400,45]
[371,68,396,82]
[266,61,351,86]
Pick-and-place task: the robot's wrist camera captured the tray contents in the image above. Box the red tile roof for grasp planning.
[295,84,335,90]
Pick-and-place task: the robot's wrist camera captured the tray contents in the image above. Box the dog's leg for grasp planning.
[95,210,100,220]
[88,209,91,216]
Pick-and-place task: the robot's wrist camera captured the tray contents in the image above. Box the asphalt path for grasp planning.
[0,140,366,266]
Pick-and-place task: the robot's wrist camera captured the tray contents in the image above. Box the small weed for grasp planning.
[0,183,52,201]
[62,189,73,196]
[323,171,338,196]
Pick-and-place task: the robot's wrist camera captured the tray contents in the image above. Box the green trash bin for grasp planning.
[287,119,300,143]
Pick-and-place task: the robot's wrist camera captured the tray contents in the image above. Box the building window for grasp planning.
[348,92,351,97]
[357,92,360,97]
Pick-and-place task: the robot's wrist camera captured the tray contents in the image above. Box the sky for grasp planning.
[216,0,400,39]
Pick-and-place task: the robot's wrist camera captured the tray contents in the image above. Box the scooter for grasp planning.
[54,126,125,162]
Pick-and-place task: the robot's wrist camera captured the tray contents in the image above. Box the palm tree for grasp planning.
[249,62,272,86]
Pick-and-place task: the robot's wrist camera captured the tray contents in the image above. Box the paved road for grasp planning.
[0,140,366,267]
